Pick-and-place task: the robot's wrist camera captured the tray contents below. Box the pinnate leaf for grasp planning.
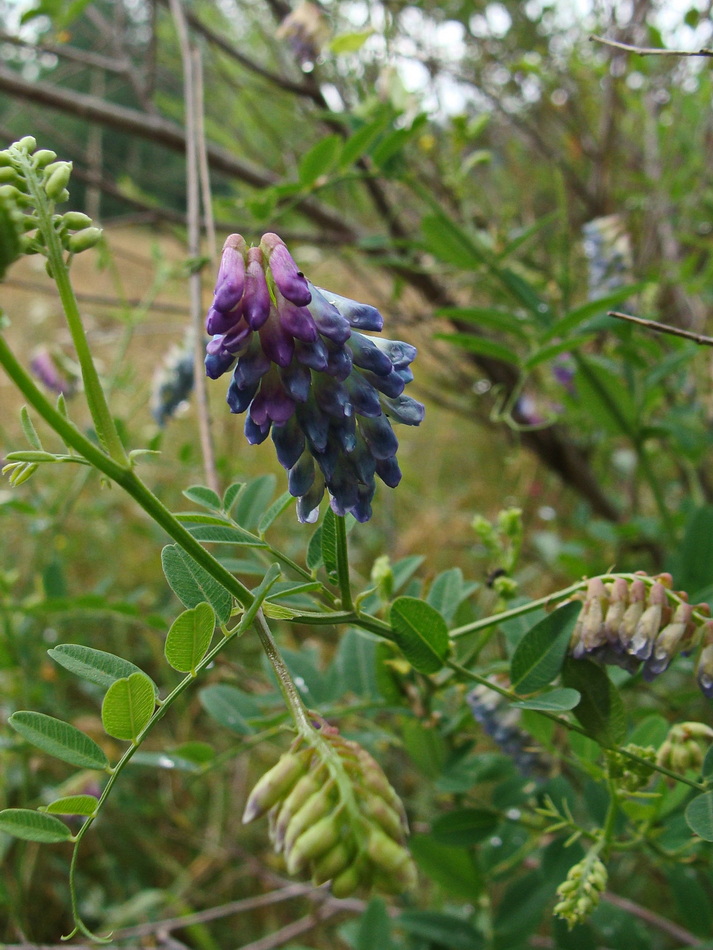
[43,795,98,816]
[48,643,157,695]
[164,602,215,673]
[389,597,449,674]
[9,711,109,770]
[161,544,232,623]
[686,792,713,841]
[0,808,72,843]
[561,657,626,745]
[183,485,222,510]
[101,672,156,741]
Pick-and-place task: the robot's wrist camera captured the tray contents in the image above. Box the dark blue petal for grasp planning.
[227,376,258,414]
[245,413,271,444]
[327,466,359,516]
[351,481,376,523]
[350,437,377,483]
[288,451,315,497]
[372,338,417,368]
[324,343,353,380]
[359,415,399,460]
[234,343,271,389]
[311,284,383,331]
[296,338,329,371]
[306,286,352,343]
[333,414,357,453]
[296,397,330,452]
[360,368,405,398]
[314,437,339,480]
[375,455,402,487]
[280,361,311,402]
[296,475,325,524]
[345,373,382,417]
[272,416,305,469]
[205,343,236,380]
[314,375,352,419]
[206,305,242,336]
[380,393,425,426]
[348,332,393,375]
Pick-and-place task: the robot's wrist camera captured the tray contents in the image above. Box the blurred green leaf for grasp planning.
[409,835,482,900]
[329,28,374,53]
[511,687,580,711]
[355,897,394,950]
[233,475,276,530]
[389,596,449,673]
[685,792,713,841]
[258,491,293,536]
[298,135,342,184]
[510,601,580,693]
[430,808,499,846]
[20,406,42,450]
[398,910,484,949]
[10,711,109,770]
[101,672,156,742]
[0,808,72,843]
[561,658,626,745]
[435,306,530,339]
[185,523,264,545]
[164,602,215,673]
[435,332,521,366]
[199,684,260,734]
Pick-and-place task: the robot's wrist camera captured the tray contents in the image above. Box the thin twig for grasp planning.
[609,310,713,345]
[602,891,702,946]
[168,0,219,493]
[590,33,713,57]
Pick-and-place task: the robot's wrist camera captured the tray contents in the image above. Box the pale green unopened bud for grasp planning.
[0,167,18,184]
[283,784,336,854]
[61,211,93,231]
[44,163,72,201]
[285,812,341,875]
[242,748,309,824]
[554,853,607,928]
[66,227,103,253]
[497,506,522,538]
[270,768,326,850]
[3,461,39,486]
[366,827,411,874]
[32,149,57,168]
[0,151,12,167]
[311,841,354,886]
[371,554,394,601]
[657,721,713,773]
[16,136,37,154]
[331,863,363,898]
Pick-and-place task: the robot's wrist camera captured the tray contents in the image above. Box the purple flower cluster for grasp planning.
[568,574,713,692]
[205,233,424,523]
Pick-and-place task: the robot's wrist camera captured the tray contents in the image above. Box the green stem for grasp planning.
[333,514,354,611]
[16,150,129,466]
[253,609,312,734]
[0,334,254,610]
[447,659,706,791]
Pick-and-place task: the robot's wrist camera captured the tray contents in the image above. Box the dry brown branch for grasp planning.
[609,310,713,345]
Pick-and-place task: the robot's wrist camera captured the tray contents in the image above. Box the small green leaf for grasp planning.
[398,910,484,950]
[340,112,392,168]
[20,405,43,450]
[389,597,449,674]
[511,687,581,712]
[258,491,293,536]
[409,835,482,901]
[510,601,581,693]
[48,644,157,695]
[185,523,264,545]
[0,808,72,843]
[233,475,276,530]
[329,28,374,53]
[430,808,499,847]
[435,332,522,366]
[183,485,222,510]
[422,213,483,269]
[306,524,324,571]
[161,544,232,624]
[164,602,215,673]
[222,481,244,513]
[561,658,626,745]
[435,306,529,340]
[101,672,156,742]
[686,792,713,841]
[298,135,342,185]
[9,711,109,770]
[43,795,98,816]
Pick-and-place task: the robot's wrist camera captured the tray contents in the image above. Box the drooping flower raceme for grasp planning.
[205,233,424,523]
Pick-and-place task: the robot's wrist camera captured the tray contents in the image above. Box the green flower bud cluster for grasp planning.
[0,137,102,263]
[606,743,656,793]
[242,723,416,897]
[657,721,713,774]
[569,573,711,687]
[553,851,608,928]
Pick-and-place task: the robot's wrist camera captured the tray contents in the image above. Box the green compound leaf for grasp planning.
[199,684,260,735]
[430,808,499,847]
[511,687,581,712]
[561,657,626,745]
[43,795,98,816]
[398,910,484,950]
[9,711,109,770]
[686,792,713,841]
[409,834,482,901]
[510,601,581,694]
[390,597,449,674]
[258,491,293,536]
[0,808,72,843]
[161,544,232,624]
[48,643,158,696]
[101,672,156,742]
[164,602,215,673]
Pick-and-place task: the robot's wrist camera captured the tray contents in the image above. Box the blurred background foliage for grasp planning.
[3,0,713,947]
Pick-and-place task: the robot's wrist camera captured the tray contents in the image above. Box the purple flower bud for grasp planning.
[244,247,272,329]
[280,361,311,402]
[314,375,351,419]
[295,338,329,371]
[272,416,305,469]
[206,305,242,336]
[262,232,312,306]
[376,456,402,487]
[227,377,259,414]
[260,316,295,367]
[278,298,319,342]
[381,393,425,426]
[205,338,237,379]
[288,451,316,496]
[348,332,394,375]
[245,414,271,444]
[297,475,325,523]
[214,234,246,312]
[222,322,252,354]
[361,367,405,399]
[345,373,382,417]
[359,415,399,460]
[250,376,295,427]
[311,284,383,331]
